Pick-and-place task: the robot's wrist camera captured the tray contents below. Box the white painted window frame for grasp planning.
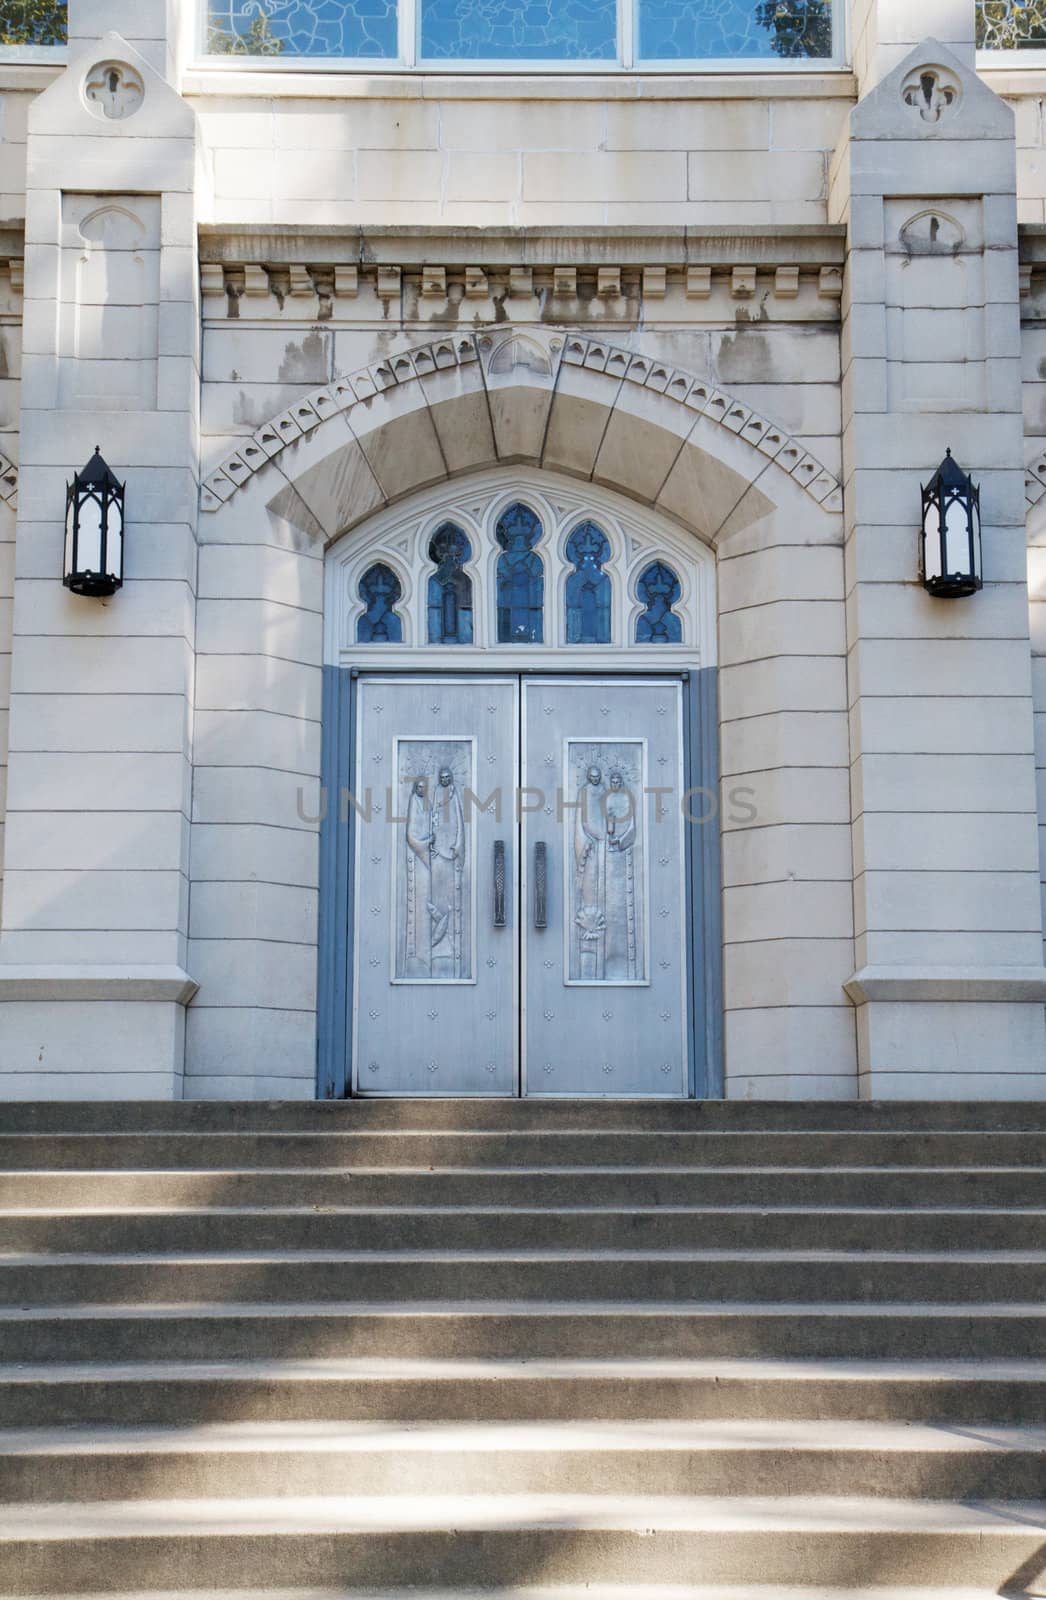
[195,0,847,72]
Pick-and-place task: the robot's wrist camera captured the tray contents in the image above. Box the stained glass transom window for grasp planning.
[565,522,612,644]
[427,524,474,644]
[636,561,683,643]
[206,0,397,59]
[202,0,837,61]
[0,0,66,44]
[977,1,1046,47]
[358,563,404,642]
[638,0,831,60]
[421,0,615,60]
[496,503,544,644]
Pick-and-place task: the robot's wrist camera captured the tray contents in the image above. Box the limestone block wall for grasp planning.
[191,84,851,229]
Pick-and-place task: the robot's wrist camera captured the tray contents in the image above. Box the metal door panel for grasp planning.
[353,676,518,1096]
[522,678,688,1097]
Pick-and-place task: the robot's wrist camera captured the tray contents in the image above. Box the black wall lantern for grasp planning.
[920,448,982,599]
[64,447,125,598]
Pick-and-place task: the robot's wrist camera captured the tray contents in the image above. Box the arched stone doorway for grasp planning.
[190,330,856,1102]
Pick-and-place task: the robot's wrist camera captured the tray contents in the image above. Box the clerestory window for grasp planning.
[201,0,842,69]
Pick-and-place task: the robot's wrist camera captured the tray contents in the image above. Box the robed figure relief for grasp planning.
[397,742,472,982]
[569,744,645,984]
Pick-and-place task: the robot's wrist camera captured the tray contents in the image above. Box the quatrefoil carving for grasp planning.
[84,60,144,122]
[901,66,960,125]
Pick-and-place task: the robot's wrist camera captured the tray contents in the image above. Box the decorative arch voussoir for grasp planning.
[200,331,841,517]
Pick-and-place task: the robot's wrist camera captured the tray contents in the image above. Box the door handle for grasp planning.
[534,842,548,930]
[493,839,507,927]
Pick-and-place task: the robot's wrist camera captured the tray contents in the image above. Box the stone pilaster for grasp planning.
[832,40,1046,1096]
[0,31,201,1098]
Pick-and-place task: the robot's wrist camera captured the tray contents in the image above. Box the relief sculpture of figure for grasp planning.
[574,764,608,980]
[572,758,642,983]
[404,777,432,974]
[428,766,466,978]
[402,758,468,981]
[605,769,640,981]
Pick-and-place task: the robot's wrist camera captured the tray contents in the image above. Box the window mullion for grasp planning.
[620,0,634,69]
[401,0,417,67]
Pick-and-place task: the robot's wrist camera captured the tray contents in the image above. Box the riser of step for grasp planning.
[6,1102,1046,1132]
[6,1209,1046,1253]
[4,1170,1044,1209]
[1,1132,1043,1169]
[4,1515,1044,1593]
[2,1434,1042,1504]
[4,1367,1045,1427]
[2,1310,1043,1363]
[3,1256,1044,1306]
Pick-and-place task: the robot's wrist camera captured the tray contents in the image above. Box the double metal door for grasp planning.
[352,675,689,1096]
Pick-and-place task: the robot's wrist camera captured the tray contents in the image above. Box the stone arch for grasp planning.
[200,328,842,555]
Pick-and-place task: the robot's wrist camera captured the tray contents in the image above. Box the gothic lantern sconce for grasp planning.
[64,447,125,598]
[920,449,982,599]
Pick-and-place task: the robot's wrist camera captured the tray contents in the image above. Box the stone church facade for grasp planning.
[2,0,1046,1103]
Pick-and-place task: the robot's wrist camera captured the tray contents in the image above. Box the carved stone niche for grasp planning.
[901,65,961,126]
[898,209,965,258]
[84,60,145,122]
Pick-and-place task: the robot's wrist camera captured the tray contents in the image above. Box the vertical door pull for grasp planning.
[534,841,548,930]
[493,840,507,927]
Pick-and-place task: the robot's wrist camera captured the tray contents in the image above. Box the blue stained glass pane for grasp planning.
[977,1,1046,48]
[357,563,404,643]
[0,0,66,44]
[421,0,616,60]
[207,0,397,60]
[638,0,832,61]
[636,561,683,644]
[427,524,474,645]
[496,503,544,644]
[565,522,612,645]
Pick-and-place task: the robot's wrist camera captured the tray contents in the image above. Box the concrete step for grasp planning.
[0,1588,1020,1600]
[3,1249,1045,1307]
[3,1166,1045,1210]
[6,1099,1046,1131]
[3,1357,1045,1427]
[1,1419,1043,1504]
[5,1205,1046,1254]
[2,1494,1044,1591]
[1,1130,1044,1170]
[1,1303,1043,1363]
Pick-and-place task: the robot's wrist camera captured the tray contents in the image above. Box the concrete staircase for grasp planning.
[0,1099,1044,1599]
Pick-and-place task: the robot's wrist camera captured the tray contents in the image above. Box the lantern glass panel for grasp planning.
[105,495,123,581]
[77,494,104,575]
[64,494,76,578]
